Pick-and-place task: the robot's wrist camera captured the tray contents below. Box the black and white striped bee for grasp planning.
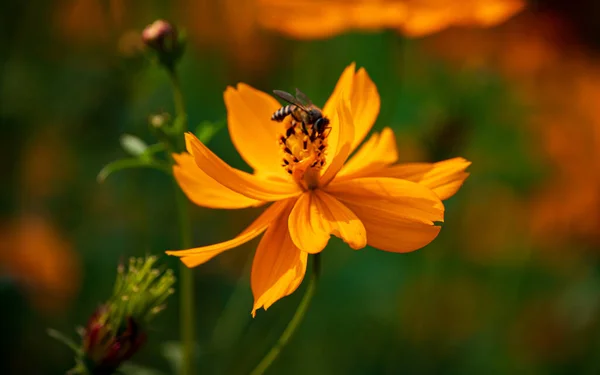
[271,89,330,137]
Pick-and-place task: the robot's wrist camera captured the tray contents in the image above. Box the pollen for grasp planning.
[279,118,328,189]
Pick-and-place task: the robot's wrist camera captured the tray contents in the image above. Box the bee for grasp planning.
[271,89,330,137]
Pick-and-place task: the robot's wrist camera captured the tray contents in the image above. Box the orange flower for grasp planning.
[166,64,470,315]
[257,0,524,39]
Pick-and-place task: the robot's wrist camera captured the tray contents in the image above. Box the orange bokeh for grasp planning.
[257,0,525,39]
[0,215,81,313]
[177,0,275,75]
[424,12,600,254]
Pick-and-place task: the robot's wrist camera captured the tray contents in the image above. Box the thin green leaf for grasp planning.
[162,341,183,375]
[143,143,166,156]
[195,120,225,144]
[139,143,167,163]
[119,363,166,375]
[161,341,201,375]
[97,158,171,183]
[172,114,188,135]
[120,134,148,156]
[47,328,81,354]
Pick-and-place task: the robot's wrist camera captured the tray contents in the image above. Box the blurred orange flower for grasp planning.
[54,0,128,44]
[528,59,600,249]
[180,0,275,75]
[423,12,600,258]
[422,12,567,80]
[257,0,525,39]
[0,215,81,313]
[167,63,470,315]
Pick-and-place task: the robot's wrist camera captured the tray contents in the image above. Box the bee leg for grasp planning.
[285,125,295,137]
[301,122,309,136]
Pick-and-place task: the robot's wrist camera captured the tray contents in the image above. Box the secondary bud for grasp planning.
[149,113,170,129]
[49,257,175,375]
[142,20,177,53]
[141,20,185,70]
[82,306,146,375]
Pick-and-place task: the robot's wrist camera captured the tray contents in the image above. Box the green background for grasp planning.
[2,1,599,374]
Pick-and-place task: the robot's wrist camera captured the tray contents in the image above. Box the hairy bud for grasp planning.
[50,257,175,375]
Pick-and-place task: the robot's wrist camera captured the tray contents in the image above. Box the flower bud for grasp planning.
[142,20,176,51]
[82,306,147,375]
[149,113,170,129]
[141,20,185,70]
[49,257,175,375]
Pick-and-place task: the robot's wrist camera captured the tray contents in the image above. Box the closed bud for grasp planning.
[82,306,147,375]
[149,113,170,129]
[142,20,185,71]
[50,257,175,374]
[142,20,185,70]
[142,20,176,51]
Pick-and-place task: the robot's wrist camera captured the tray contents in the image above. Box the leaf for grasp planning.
[142,143,167,157]
[97,158,171,183]
[161,341,183,375]
[119,363,166,375]
[161,341,202,375]
[120,134,148,156]
[47,328,81,354]
[195,120,225,144]
[172,114,188,135]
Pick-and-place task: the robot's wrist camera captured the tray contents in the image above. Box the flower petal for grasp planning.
[166,199,292,267]
[367,157,472,200]
[323,65,380,154]
[186,133,301,202]
[321,65,354,176]
[320,99,355,187]
[251,202,308,317]
[325,177,444,253]
[288,191,366,254]
[323,63,356,119]
[288,192,329,254]
[173,153,263,209]
[336,127,398,180]
[326,177,444,224]
[348,67,381,151]
[350,208,441,253]
[224,84,287,178]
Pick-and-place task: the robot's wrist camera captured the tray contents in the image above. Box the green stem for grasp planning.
[250,253,321,375]
[175,186,194,375]
[169,69,185,120]
[166,66,195,375]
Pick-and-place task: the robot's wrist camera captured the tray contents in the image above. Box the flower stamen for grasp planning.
[279,118,328,190]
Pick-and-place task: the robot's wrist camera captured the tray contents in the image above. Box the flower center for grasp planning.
[279,118,328,190]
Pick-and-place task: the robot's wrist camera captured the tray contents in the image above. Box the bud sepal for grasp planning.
[49,257,175,375]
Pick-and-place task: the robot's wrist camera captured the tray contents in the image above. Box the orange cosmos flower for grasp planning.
[166,64,470,315]
[257,0,525,39]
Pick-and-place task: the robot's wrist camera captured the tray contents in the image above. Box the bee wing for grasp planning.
[295,88,314,107]
[273,89,308,111]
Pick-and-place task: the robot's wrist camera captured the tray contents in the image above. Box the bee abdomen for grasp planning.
[271,105,295,122]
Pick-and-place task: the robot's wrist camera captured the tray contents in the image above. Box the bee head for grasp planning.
[314,117,330,133]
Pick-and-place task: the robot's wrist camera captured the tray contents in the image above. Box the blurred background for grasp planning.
[2,0,600,374]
